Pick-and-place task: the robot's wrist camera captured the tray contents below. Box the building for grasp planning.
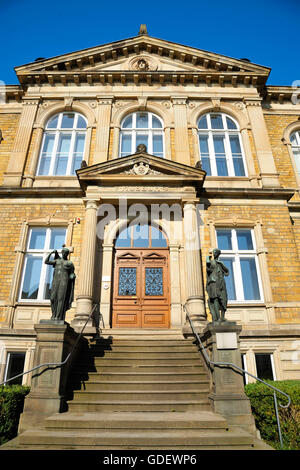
[0,25,300,391]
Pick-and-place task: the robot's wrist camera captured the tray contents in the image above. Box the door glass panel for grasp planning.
[145,268,163,296]
[118,268,136,295]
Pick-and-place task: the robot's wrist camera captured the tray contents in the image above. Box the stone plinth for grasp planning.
[201,322,257,435]
[18,322,79,433]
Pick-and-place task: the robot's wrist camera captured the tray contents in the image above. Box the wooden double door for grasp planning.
[112,248,170,328]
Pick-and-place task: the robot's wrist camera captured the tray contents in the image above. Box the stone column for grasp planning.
[99,243,114,328]
[201,323,257,435]
[72,199,99,329]
[3,98,40,186]
[24,125,44,187]
[18,322,79,433]
[183,200,206,326]
[93,96,114,164]
[245,98,280,188]
[169,243,182,325]
[111,124,120,159]
[172,96,190,165]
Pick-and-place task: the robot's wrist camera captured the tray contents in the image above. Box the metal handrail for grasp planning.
[184,304,291,448]
[0,303,100,387]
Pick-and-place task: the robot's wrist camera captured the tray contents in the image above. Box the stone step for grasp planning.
[44,411,228,430]
[71,390,209,402]
[87,345,199,353]
[70,371,207,381]
[76,358,203,366]
[67,400,211,412]
[72,364,205,373]
[18,428,254,448]
[83,351,201,359]
[73,380,210,392]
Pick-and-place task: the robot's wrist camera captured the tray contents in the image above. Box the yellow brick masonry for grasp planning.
[0,114,20,185]
[0,204,85,323]
[264,114,299,188]
[202,204,300,323]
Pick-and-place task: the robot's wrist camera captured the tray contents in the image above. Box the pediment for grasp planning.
[15,34,270,86]
[76,151,206,190]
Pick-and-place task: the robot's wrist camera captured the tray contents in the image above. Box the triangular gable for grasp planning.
[15,34,270,87]
[76,151,206,191]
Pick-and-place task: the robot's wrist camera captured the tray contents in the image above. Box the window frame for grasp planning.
[290,130,300,176]
[216,227,264,303]
[18,227,67,303]
[254,352,276,381]
[119,112,165,158]
[36,112,87,176]
[197,112,247,177]
[3,351,26,385]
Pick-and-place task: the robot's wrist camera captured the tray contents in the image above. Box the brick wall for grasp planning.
[0,114,20,185]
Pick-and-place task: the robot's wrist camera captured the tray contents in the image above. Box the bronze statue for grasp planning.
[206,248,229,323]
[45,247,76,322]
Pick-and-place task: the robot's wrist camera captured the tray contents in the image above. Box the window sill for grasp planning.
[227,302,265,308]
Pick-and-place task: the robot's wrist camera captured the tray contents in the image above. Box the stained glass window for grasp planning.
[145,268,163,296]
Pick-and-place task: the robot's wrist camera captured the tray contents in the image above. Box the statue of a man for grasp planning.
[206,248,229,323]
[45,247,76,322]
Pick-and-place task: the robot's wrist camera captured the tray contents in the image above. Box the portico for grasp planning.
[71,150,207,331]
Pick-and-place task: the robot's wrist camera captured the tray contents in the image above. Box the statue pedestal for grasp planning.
[201,322,257,435]
[18,322,79,433]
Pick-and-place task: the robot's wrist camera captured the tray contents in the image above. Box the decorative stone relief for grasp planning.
[116,185,169,192]
[126,55,159,72]
[122,162,163,176]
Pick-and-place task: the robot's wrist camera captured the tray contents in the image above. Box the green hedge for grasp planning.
[0,385,30,445]
[245,380,300,450]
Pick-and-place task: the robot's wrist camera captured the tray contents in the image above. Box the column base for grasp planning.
[71,297,98,334]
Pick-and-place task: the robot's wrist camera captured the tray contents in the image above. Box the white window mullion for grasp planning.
[67,130,77,175]
[224,132,234,176]
[208,132,217,175]
[234,255,245,301]
[49,131,60,176]
[149,130,153,154]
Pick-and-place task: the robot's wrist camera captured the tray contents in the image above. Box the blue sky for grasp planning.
[0,0,299,86]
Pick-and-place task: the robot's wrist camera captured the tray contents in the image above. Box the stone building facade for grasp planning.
[0,27,300,386]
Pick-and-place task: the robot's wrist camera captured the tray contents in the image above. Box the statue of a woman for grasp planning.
[206,248,229,323]
[45,247,76,322]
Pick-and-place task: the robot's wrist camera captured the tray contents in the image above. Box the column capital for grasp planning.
[83,198,100,210]
[171,96,188,105]
[243,97,262,107]
[96,95,115,105]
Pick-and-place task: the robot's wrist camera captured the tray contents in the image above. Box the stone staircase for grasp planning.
[1,329,271,450]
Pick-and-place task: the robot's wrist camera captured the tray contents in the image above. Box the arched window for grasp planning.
[119,112,164,158]
[115,224,168,248]
[37,112,87,176]
[197,113,246,177]
[290,130,300,175]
